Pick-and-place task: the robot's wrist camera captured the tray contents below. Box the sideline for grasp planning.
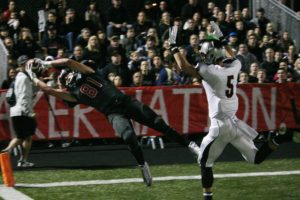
[1,170,300,200]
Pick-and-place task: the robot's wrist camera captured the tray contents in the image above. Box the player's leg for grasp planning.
[107,113,145,165]
[198,123,228,200]
[125,99,189,147]
[107,113,152,186]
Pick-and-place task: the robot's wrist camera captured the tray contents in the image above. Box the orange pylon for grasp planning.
[0,152,15,187]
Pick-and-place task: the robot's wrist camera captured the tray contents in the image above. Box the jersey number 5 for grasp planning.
[225,75,234,98]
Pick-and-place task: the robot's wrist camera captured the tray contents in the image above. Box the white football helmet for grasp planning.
[199,40,226,64]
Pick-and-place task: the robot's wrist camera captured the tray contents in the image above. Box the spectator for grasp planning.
[227,32,239,55]
[275,68,288,83]
[76,28,91,48]
[234,20,247,43]
[257,68,268,83]
[293,58,300,82]
[102,51,131,86]
[69,45,84,62]
[4,36,19,60]
[137,35,158,59]
[106,35,127,64]
[17,28,39,58]
[1,56,37,168]
[260,48,279,82]
[0,25,10,40]
[131,71,143,87]
[247,33,262,61]
[113,75,123,87]
[185,34,200,65]
[142,0,160,24]
[182,18,199,45]
[84,1,104,34]
[60,8,84,51]
[105,0,128,37]
[82,35,103,68]
[44,11,60,35]
[157,11,171,38]
[248,62,259,83]
[127,51,141,72]
[140,60,156,86]
[265,22,278,42]
[40,25,67,57]
[2,0,17,22]
[181,0,203,21]
[277,31,295,52]
[97,30,109,61]
[238,72,249,84]
[251,8,270,35]
[216,11,231,36]
[133,11,153,37]
[121,27,139,57]
[1,67,17,89]
[236,43,258,73]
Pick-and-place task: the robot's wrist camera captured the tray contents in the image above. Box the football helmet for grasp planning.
[58,69,79,88]
[199,39,226,65]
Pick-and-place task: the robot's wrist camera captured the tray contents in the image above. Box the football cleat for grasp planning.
[188,141,201,157]
[17,161,35,168]
[140,162,152,186]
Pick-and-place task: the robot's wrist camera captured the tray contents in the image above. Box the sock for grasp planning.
[203,192,213,200]
[130,145,145,166]
[254,141,277,164]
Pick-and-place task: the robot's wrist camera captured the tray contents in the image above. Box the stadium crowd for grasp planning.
[1,0,300,89]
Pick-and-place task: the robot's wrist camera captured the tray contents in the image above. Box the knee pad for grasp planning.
[201,166,214,188]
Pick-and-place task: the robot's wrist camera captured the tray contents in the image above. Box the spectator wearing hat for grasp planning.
[106,35,127,64]
[102,51,131,86]
[40,24,67,57]
[227,32,239,54]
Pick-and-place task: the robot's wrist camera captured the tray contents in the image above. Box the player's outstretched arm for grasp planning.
[37,58,96,74]
[34,78,77,102]
[172,49,202,80]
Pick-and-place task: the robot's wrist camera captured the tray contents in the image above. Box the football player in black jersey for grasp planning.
[25,58,201,186]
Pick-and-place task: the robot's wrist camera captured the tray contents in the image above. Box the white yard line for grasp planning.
[14,170,300,188]
[1,170,300,200]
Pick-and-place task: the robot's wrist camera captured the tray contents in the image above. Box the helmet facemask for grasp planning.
[199,40,226,65]
[58,69,78,88]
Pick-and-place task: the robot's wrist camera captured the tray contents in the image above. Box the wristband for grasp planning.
[171,46,179,54]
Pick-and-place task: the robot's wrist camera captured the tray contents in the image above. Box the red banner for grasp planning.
[0,83,299,140]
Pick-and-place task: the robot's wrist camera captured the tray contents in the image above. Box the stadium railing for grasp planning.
[252,0,300,51]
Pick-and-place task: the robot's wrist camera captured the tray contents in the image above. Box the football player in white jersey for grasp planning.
[170,22,298,200]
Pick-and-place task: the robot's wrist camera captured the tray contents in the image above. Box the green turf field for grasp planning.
[1,158,300,200]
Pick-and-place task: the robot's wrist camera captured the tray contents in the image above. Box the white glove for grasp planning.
[168,25,178,46]
[210,21,223,39]
[33,58,53,72]
[25,62,37,81]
